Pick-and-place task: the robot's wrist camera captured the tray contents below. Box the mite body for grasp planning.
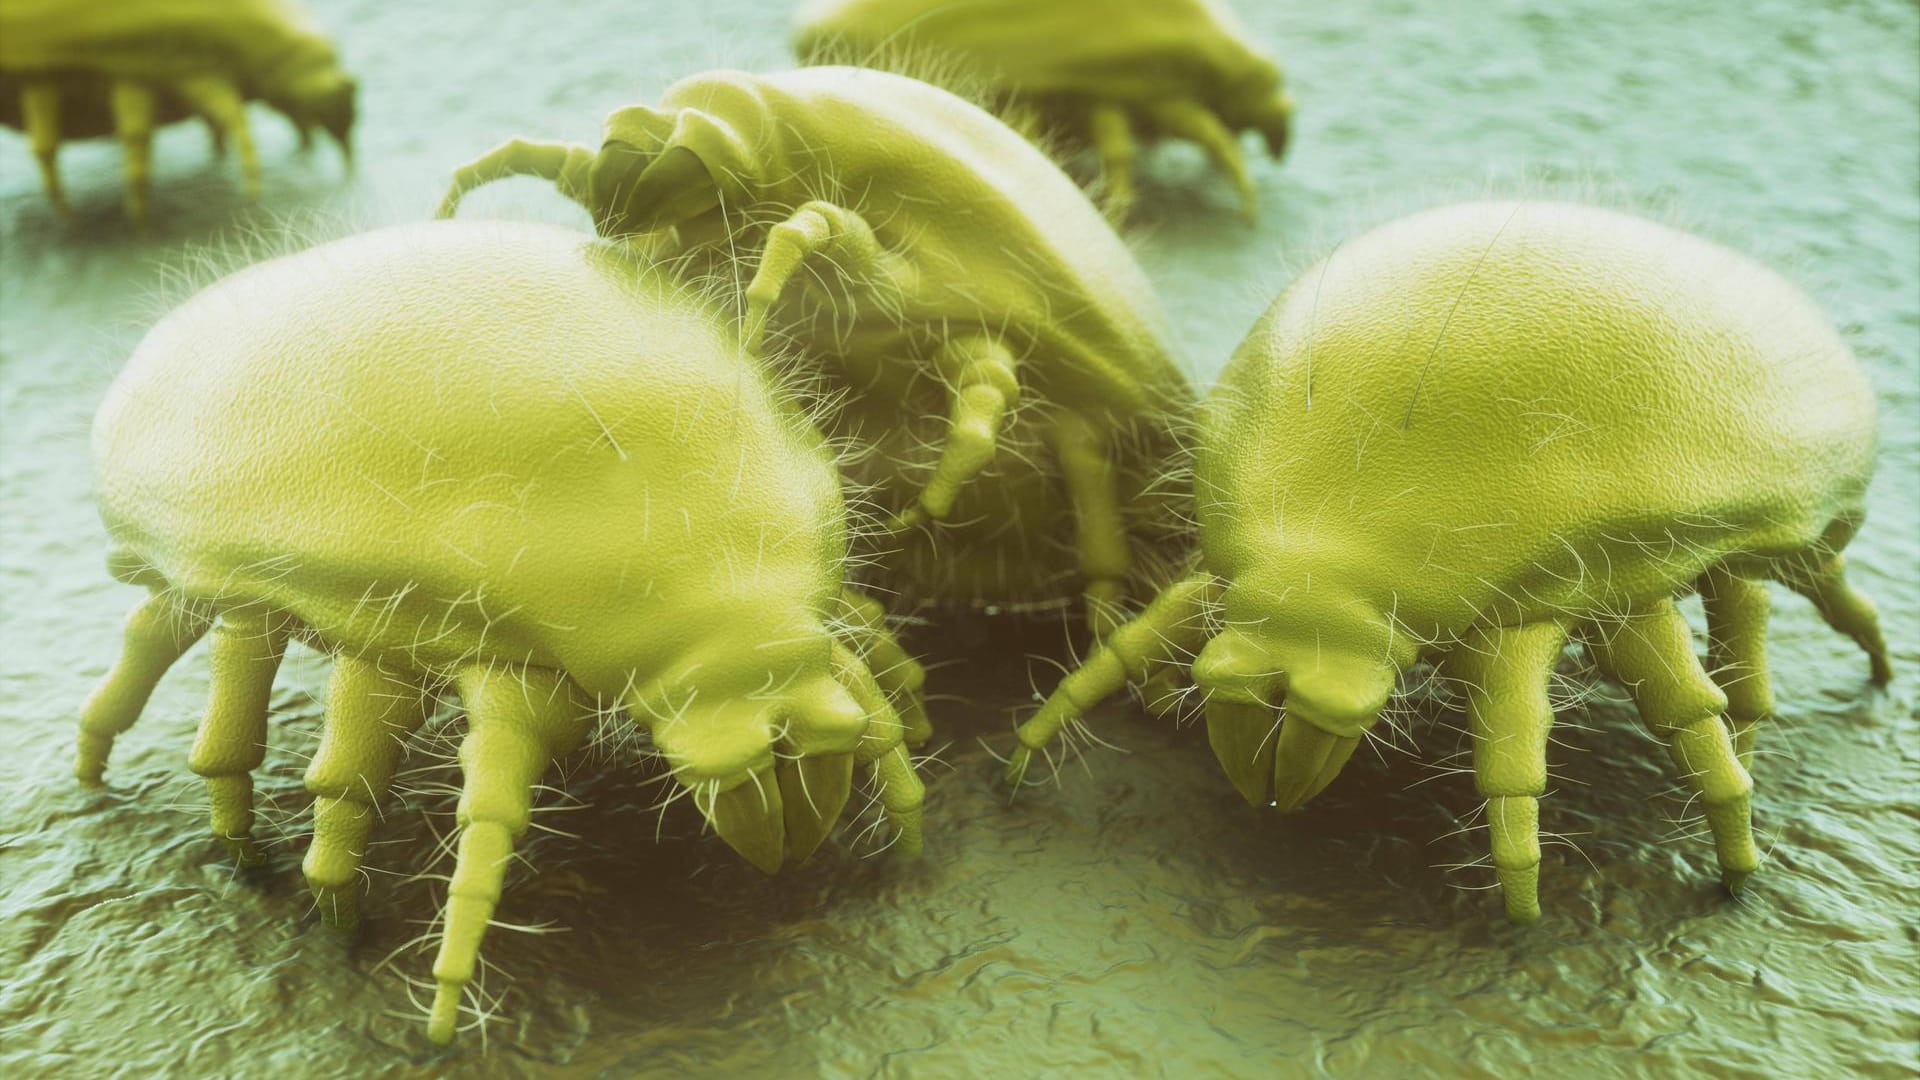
[0,0,355,221]
[78,220,926,1043]
[792,0,1293,219]
[1009,201,1891,921]
[438,66,1196,630]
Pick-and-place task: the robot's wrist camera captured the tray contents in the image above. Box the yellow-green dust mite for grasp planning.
[437,66,1197,631]
[77,220,927,1044]
[1007,201,1891,922]
[0,0,355,221]
[792,0,1292,220]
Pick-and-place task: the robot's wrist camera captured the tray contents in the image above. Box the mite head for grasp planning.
[588,73,776,237]
[1188,571,1405,810]
[631,621,885,874]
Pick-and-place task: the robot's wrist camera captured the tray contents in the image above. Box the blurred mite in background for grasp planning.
[0,0,355,223]
[793,0,1293,221]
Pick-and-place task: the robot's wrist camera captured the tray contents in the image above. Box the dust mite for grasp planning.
[1007,201,1892,922]
[437,65,1198,637]
[0,0,356,222]
[75,220,927,1044]
[791,0,1294,221]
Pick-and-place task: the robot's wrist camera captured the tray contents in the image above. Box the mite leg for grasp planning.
[1444,620,1569,923]
[1086,102,1139,222]
[1144,99,1256,219]
[903,332,1021,526]
[435,138,595,219]
[19,83,66,213]
[429,664,592,1045]
[740,199,902,353]
[188,609,291,866]
[1049,410,1131,638]
[302,656,431,929]
[1586,601,1758,892]
[1008,572,1219,787]
[1777,554,1892,685]
[76,592,213,784]
[833,648,923,855]
[109,82,157,223]
[1698,567,1773,766]
[173,75,259,199]
[837,587,930,745]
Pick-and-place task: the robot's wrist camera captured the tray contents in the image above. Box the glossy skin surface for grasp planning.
[0,0,355,220]
[792,0,1292,219]
[438,66,1196,625]
[77,220,927,1043]
[1010,201,1892,921]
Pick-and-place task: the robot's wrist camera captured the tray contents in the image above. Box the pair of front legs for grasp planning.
[19,75,260,222]
[76,596,930,1044]
[1005,559,1891,921]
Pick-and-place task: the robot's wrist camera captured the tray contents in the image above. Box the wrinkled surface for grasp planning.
[1,1,1915,1077]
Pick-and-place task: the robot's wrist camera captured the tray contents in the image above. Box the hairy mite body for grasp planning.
[1009,201,1891,921]
[438,66,1196,629]
[0,0,355,221]
[78,220,926,1042]
[792,0,1292,219]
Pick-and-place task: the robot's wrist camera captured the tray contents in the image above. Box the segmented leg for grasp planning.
[1007,572,1219,786]
[1585,601,1758,892]
[914,332,1021,524]
[1777,554,1892,685]
[76,592,213,784]
[1086,102,1138,222]
[1144,99,1256,218]
[741,199,899,353]
[173,75,259,199]
[435,138,594,219]
[1698,567,1773,765]
[106,81,159,223]
[302,656,430,929]
[837,587,931,745]
[1445,621,1568,924]
[187,609,291,866]
[20,83,66,212]
[1050,411,1131,638]
[429,664,592,1045]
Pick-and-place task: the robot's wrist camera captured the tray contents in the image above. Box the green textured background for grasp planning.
[1,1,1916,1076]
